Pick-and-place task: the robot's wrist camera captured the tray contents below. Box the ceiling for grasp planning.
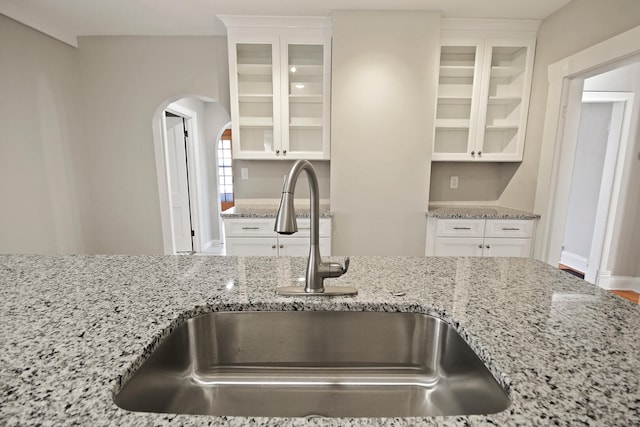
[0,0,573,47]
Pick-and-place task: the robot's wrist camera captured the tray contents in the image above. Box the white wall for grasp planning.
[78,36,229,254]
[562,102,612,261]
[204,102,232,242]
[170,97,230,245]
[0,15,89,254]
[581,64,640,278]
[330,10,440,255]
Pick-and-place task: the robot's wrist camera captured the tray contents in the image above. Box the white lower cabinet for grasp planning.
[426,217,533,257]
[223,218,331,256]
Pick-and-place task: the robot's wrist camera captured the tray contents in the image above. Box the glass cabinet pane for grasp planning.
[434,46,477,155]
[236,43,275,153]
[287,44,324,153]
[482,46,527,155]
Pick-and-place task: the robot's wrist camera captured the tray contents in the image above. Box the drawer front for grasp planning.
[484,220,534,238]
[224,219,275,237]
[435,219,485,237]
[224,218,331,238]
[294,218,331,238]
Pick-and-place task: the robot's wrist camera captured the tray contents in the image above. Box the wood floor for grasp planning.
[559,264,639,304]
[610,290,640,304]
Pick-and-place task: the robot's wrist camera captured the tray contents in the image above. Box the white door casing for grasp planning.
[165,115,193,252]
[534,24,640,289]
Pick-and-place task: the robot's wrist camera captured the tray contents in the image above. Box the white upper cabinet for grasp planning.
[433,21,537,162]
[221,17,332,160]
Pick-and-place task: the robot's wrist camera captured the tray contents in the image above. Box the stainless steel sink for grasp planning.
[114,311,510,418]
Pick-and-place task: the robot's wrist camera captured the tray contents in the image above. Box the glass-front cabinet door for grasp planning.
[225,22,332,161]
[476,40,534,161]
[433,40,483,160]
[232,41,280,158]
[283,43,328,158]
[432,35,535,162]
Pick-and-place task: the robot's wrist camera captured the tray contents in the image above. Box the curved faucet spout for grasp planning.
[274,160,355,296]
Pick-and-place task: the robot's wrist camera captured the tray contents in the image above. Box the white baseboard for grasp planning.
[202,239,221,251]
[559,250,588,273]
[597,272,640,292]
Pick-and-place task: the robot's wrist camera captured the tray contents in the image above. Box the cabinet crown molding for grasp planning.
[441,18,540,33]
[218,15,332,30]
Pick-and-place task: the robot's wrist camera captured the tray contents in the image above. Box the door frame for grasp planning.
[154,103,203,254]
[533,25,640,280]
[559,92,634,283]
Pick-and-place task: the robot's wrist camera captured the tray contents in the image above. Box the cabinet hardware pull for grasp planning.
[502,227,520,231]
[241,227,260,230]
[271,245,276,249]
[279,244,284,249]
[485,245,491,249]
[478,244,483,248]
[470,151,475,157]
[276,150,280,155]
[283,150,287,155]
[453,227,471,230]
[478,151,482,157]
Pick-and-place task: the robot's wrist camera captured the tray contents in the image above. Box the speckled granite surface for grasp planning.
[1,255,638,426]
[427,205,540,219]
[221,204,332,218]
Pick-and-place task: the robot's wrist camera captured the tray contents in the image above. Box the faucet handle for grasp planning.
[343,257,350,274]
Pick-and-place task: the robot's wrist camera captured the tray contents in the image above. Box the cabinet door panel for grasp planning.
[433,39,484,161]
[483,238,531,257]
[434,237,484,256]
[283,43,326,158]
[475,39,535,161]
[232,41,281,159]
[225,237,278,256]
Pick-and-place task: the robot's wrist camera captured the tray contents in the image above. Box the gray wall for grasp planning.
[498,0,640,211]
[77,35,229,254]
[233,160,330,201]
[330,10,440,256]
[0,15,88,254]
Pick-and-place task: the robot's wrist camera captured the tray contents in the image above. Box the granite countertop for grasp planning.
[221,204,333,218]
[1,255,638,426]
[427,205,540,220]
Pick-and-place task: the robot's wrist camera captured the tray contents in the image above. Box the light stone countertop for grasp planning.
[1,255,638,426]
[221,204,333,218]
[427,205,540,219]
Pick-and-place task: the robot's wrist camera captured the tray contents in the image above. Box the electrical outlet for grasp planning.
[241,168,249,180]
[450,176,459,189]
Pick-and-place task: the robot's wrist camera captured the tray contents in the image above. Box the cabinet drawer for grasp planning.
[435,219,485,237]
[294,218,331,238]
[484,220,533,238]
[224,219,275,237]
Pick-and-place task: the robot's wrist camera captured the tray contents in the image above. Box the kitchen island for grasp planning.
[1,255,638,426]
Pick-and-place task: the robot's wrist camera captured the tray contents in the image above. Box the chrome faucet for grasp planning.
[274,160,357,296]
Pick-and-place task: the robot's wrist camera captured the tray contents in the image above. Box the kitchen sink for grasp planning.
[114,311,510,418]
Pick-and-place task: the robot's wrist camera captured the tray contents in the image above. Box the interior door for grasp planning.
[165,114,193,252]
